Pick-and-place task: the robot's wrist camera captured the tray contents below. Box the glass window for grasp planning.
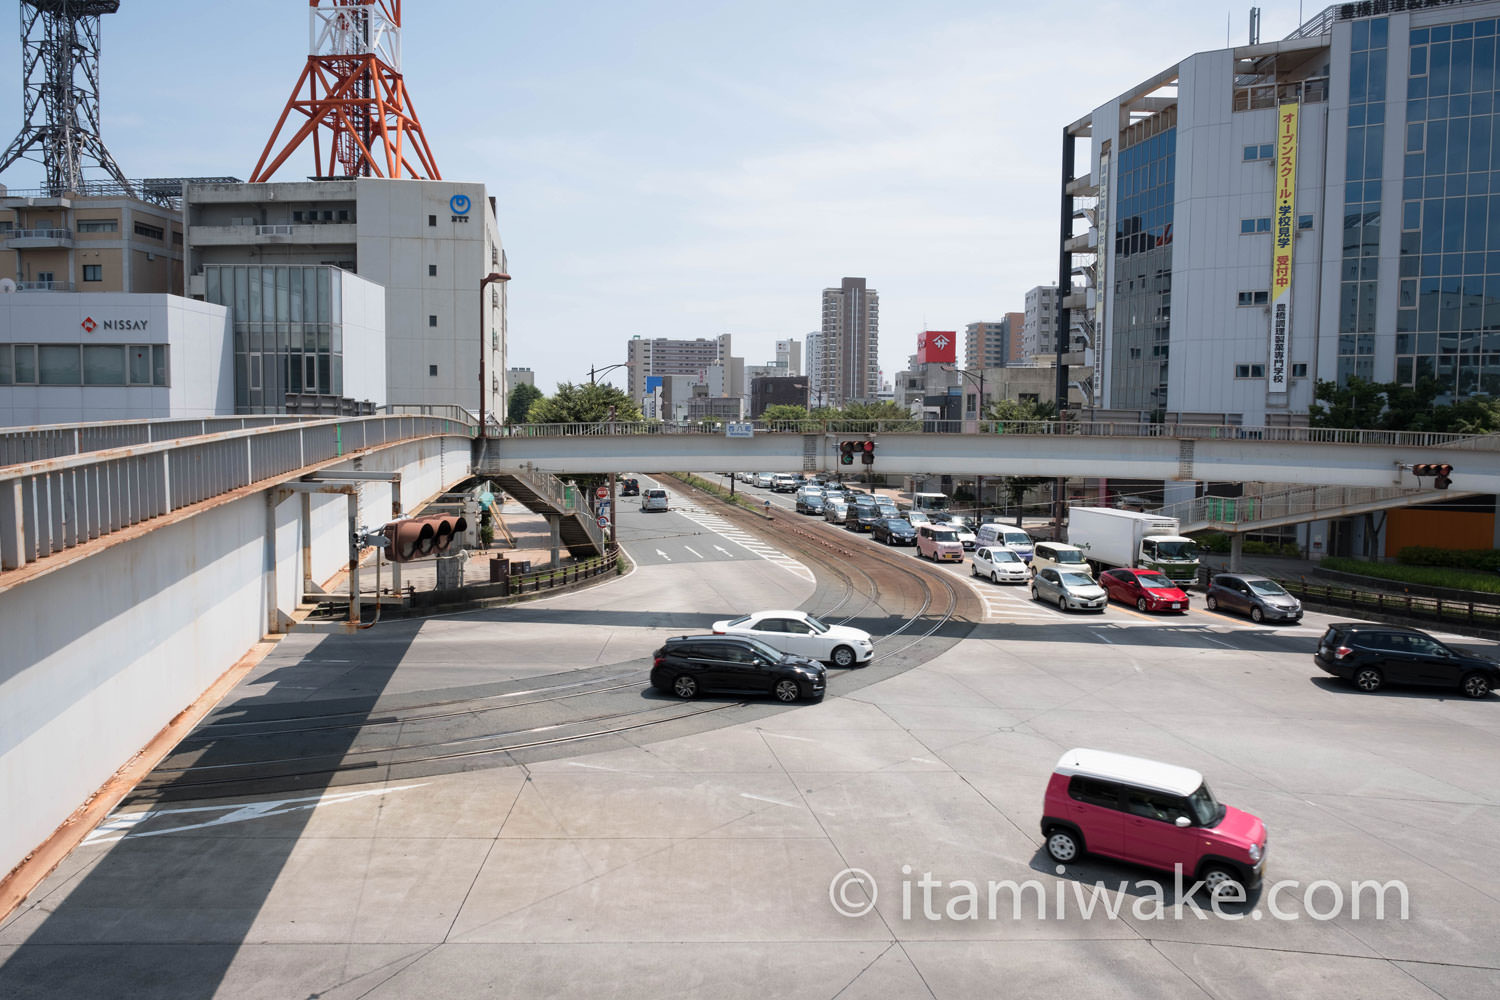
[82,265,101,282]
[13,344,35,383]
[153,346,168,386]
[39,345,80,384]
[82,345,124,385]
[0,346,10,385]
[128,345,151,384]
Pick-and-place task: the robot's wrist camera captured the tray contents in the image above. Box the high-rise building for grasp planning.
[965,314,1027,370]
[1063,1,1500,421]
[805,332,827,407]
[506,367,534,392]
[626,334,732,400]
[1023,286,1059,362]
[819,277,879,406]
[775,338,802,376]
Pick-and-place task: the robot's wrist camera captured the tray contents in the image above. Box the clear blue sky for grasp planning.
[0,1,1317,395]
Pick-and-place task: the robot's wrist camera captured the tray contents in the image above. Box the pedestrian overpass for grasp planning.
[1,410,1497,896]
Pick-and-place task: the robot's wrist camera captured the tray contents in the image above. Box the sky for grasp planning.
[0,0,1320,395]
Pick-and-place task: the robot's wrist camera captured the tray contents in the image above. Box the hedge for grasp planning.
[1396,546,1500,572]
[1320,556,1500,595]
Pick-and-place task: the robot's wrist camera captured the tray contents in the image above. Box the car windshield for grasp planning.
[992,549,1021,562]
[1136,571,1174,588]
[1187,783,1225,826]
[1059,571,1095,587]
[1002,531,1031,547]
[932,529,958,542]
[742,636,787,661]
[725,614,752,627]
[1054,549,1087,564]
[1155,540,1199,559]
[1247,579,1288,596]
[801,614,830,634]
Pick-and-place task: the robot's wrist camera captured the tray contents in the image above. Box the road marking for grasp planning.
[667,494,815,584]
[82,784,428,845]
[568,761,619,771]
[683,546,703,559]
[740,793,797,807]
[762,731,819,742]
[655,549,671,561]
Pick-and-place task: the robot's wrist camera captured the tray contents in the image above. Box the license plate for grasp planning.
[1171,602,1181,609]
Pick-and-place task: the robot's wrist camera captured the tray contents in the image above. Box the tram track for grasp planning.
[122,477,981,805]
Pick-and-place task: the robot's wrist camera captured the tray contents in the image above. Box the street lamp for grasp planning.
[586,362,632,385]
[479,271,511,434]
[943,364,988,520]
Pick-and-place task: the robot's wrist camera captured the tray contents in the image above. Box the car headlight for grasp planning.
[1248,843,1262,862]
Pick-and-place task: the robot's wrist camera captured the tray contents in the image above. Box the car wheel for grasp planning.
[1031,586,1040,602]
[886,535,893,545]
[1354,667,1383,693]
[1205,594,1218,611]
[1045,828,1080,863]
[831,645,856,669]
[1057,595,1067,612]
[1461,672,1492,698]
[991,571,1001,585]
[1250,606,1264,623]
[1199,865,1245,899]
[672,675,698,699]
[970,563,977,575]
[1136,597,1148,612]
[773,679,801,703]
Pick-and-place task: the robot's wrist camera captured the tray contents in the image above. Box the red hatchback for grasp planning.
[1100,568,1189,613]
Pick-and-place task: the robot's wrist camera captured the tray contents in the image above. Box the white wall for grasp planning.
[338,270,388,406]
[0,433,473,878]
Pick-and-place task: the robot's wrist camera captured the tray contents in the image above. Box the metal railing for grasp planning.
[0,414,474,574]
[493,419,1500,450]
[0,415,328,468]
[1155,485,1457,528]
[255,224,294,236]
[1280,577,1500,631]
[5,228,72,241]
[14,280,73,291]
[507,464,605,550]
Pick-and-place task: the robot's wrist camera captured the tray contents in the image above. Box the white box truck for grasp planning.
[1066,508,1200,586]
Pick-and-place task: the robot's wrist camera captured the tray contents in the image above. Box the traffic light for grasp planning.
[861,440,876,465]
[840,440,855,465]
[381,513,469,562]
[1412,463,1455,489]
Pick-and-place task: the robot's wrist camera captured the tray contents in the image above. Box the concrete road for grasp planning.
[2,481,1499,999]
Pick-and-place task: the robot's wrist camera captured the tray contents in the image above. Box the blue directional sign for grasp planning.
[726,422,754,438]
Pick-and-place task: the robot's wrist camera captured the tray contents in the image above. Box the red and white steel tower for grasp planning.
[250,1,440,182]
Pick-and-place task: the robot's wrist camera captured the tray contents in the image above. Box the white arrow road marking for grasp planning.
[683,546,703,558]
[82,783,428,845]
[714,545,733,556]
[656,549,671,561]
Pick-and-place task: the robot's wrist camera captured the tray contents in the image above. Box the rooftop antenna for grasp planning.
[1250,6,1262,45]
[0,1,136,198]
[250,0,440,181]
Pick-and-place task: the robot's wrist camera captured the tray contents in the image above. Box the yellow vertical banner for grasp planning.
[1270,102,1298,394]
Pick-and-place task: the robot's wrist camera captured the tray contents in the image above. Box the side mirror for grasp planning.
[1174,816,1192,828]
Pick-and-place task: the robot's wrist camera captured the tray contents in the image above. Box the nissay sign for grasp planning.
[81,316,148,332]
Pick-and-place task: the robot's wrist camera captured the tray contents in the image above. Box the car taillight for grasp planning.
[713,629,724,635]
[653,656,665,668]
[1335,645,1353,659]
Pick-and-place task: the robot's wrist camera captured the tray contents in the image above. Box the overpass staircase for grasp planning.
[488,465,604,558]
[1154,484,1482,534]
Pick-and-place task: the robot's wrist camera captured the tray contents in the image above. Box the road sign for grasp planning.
[479,491,494,505]
[597,515,610,528]
[726,422,754,438]
[595,486,609,499]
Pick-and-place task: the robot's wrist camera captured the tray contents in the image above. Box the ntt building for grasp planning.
[1059,0,1500,426]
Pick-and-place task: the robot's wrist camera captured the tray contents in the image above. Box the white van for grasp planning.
[641,487,669,512]
[975,523,1034,562]
[1030,540,1092,579]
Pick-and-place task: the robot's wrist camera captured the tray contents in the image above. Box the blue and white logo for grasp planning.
[449,194,471,215]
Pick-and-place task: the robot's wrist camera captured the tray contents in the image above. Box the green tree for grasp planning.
[527,382,643,424]
[506,382,543,424]
[1000,476,1050,526]
[1310,376,1500,432]
[983,398,1057,422]
[761,404,810,422]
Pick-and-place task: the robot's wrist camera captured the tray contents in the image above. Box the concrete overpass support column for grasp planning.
[389,482,403,595]
[547,514,561,568]
[347,492,360,625]
[1494,495,1500,549]
[1229,532,1244,573]
[301,492,314,593]
[266,492,281,635]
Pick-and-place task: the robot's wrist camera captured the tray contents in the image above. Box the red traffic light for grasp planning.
[862,441,875,452]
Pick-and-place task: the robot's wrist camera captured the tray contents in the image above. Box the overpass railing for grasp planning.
[508,463,606,551]
[1155,485,1461,529]
[493,419,1500,449]
[0,414,474,575]
[0,415,327,468]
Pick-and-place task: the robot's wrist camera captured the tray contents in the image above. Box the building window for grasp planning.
[1243,143,1274,161]
[429,364,438,376]
[1240,217,1271,234]
[337,210,349,222]
[133,222,164,240]
[428,264,437,277]
[1292,363,1308,377]
[428,214,437,227]
[77,219,118,233]
[1234,363,1267,379]
[83,264,102,282]
[292,211,304,222]
[428,315,438,327]
[1237,290,1270,306]
[1298,214,1314,230]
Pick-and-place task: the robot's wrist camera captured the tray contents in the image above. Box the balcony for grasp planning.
[5,228,73,249]
[15,280,75,291]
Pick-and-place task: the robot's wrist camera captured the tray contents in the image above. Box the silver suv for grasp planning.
[641,487,669,512]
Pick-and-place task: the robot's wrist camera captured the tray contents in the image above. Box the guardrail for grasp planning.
[1279,577,1500,630]
[493,419,1500,449]
[0,415,327,467]
[507,463,605,550]
[497,549,618,597]
[0,414,473,574]
[5,228,72,241]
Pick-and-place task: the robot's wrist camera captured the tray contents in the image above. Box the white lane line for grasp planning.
[740,793,797,808]
[656,549,671,561]
[683,546,703,559]
[668,496,815,584]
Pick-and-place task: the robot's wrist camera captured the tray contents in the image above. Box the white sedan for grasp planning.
[971,546,1028,584]
[712,609,874,668]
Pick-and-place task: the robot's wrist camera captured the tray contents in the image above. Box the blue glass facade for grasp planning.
[1339,17,1389,384]
[1401,14,1500,396]
[1111,127,1176,409]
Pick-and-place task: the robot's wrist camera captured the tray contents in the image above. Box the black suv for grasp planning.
[651,635,826,703]
[872,517,917,546]
[850,499,883,532]
[619,477,640,496]
[1315,623,1498,698]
